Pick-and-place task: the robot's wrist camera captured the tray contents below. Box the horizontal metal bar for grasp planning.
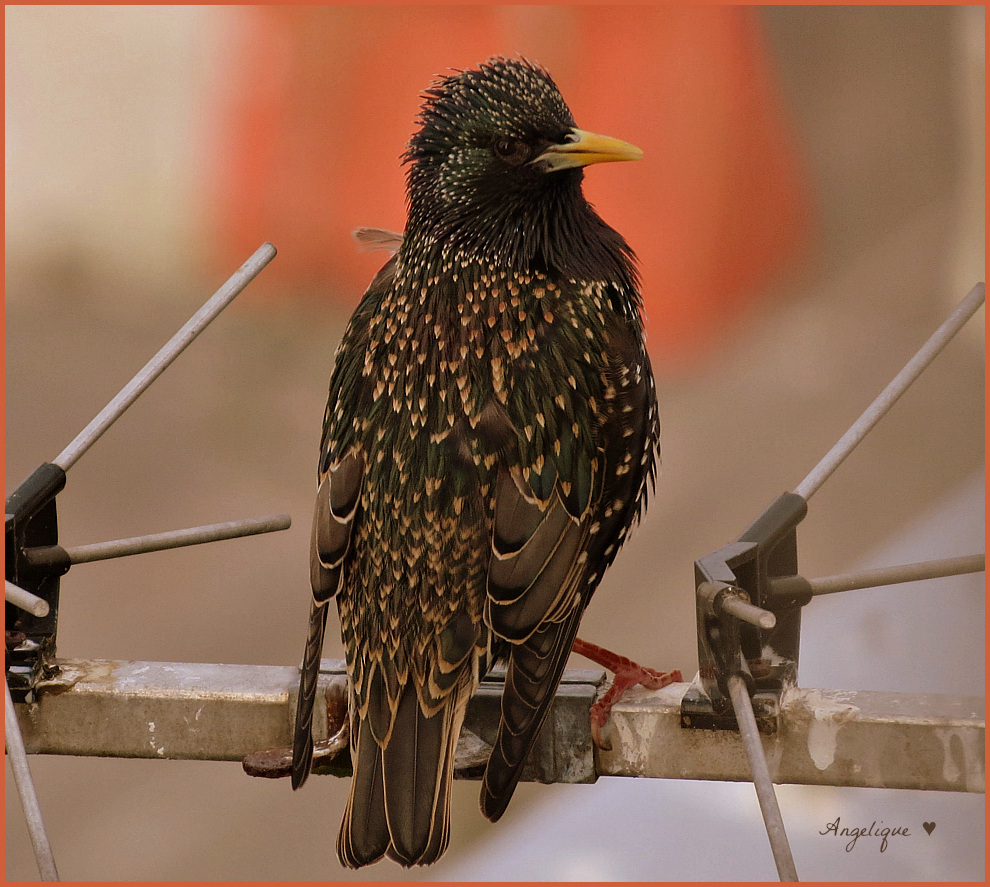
[599,682,984,793]
[794,282,985,501]
[53,242,277,472]
[12,660,602,786]
[5,579,50,617]
[16,659,300,762]
[22,514,292,567]
[805,553,985,596]
[11,659,984,793]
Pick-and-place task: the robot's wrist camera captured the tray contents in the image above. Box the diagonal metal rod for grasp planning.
[794,283,984,501]
[21,513,291,567]
[727,675,799,882]
[5,675,60,881]
[52,243,277,472]
[5,579,50,617]
[805,553,984,596]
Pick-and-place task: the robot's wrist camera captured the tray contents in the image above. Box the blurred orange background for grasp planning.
[210,6,809,368]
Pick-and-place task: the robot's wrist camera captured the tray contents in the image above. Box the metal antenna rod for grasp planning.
[53,243,277,472]
[721,594,776,630]
[5,676,60,881]
[5,580,51,617]
[22,514,291,567]
[795,283,984,501]
[727,675,799,882]
[805,553,984,596]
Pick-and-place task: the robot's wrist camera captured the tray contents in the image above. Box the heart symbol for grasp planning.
[923,822,936,835]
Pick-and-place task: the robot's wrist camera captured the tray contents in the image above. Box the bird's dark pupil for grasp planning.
[493,137,530,166]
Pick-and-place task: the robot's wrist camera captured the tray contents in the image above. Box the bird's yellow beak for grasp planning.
[534,128,643,172]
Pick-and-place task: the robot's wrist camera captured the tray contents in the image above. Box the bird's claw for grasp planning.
[574,636,682,749]
[243,715,349,778]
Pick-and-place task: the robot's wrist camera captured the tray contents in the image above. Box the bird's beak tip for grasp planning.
[536,128,643,172]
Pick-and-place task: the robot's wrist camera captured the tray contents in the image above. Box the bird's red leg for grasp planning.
[572,637,682,749]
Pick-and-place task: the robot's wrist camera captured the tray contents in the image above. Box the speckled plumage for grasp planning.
[292,57,660,868]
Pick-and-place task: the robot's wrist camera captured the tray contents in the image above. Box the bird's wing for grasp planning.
[481,309,658,820]
[291,256,396,791]
[486,466,593,642]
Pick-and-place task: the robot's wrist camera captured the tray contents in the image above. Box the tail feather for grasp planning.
[382,683,445,864]
[338,717,390,867]
[480,606,583,821]
[339,681,468,868]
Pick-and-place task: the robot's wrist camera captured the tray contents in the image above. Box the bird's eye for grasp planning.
[492,137,532,166]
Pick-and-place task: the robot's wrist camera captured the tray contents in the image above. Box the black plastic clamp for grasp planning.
[681,492,812,733]
[5,463,70,701]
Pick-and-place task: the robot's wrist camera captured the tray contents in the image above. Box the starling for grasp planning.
[292,56,660,868]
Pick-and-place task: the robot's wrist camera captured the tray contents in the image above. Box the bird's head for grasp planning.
[402,57,641,283]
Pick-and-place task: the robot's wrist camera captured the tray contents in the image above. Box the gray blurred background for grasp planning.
[5,5,984,881]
